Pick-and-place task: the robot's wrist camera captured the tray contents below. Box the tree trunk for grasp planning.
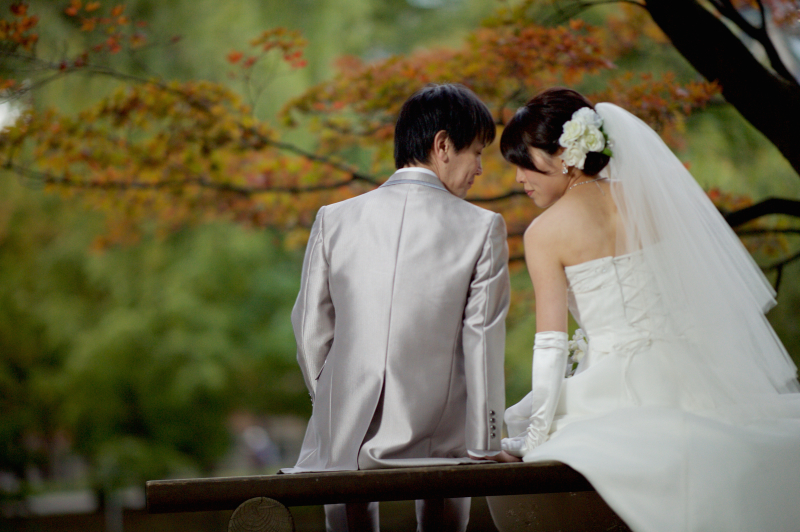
[644,0,800,177]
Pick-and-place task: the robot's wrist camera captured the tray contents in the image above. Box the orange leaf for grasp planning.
[65,0,81,16]
[10,3,27,16]
[85,1,100,12]
[106,36,121,53]
[227,51,243,64]
[110,4,124,17]
[80,17,96,31]
[568,19,584,30]
[18,14,37,31]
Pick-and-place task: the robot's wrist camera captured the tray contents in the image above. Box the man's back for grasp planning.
[288,170,508,472]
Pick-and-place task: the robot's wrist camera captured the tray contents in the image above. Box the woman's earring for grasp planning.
[561,160,569,175]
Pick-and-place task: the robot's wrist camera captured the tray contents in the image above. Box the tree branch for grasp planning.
[643,0,800,177]
[764,248,800,292]
[260,138,379,187]
[707,0,796,82]
[1,52,386,189]
[467,190,527,202]
[723,197,800,227]
[737,228,800,237]
[4,162,367,195]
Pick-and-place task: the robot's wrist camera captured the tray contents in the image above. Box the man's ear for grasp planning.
[432,130,451,164]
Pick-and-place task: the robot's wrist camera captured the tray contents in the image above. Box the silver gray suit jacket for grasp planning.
[283,170,509,472]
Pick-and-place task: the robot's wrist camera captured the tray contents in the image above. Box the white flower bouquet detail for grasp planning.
[566,328,588,378]
[558,107,613,170]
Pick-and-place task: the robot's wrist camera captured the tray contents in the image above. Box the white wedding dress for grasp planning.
[486,102,800,531]
[489,250,800,532]
[488,102,800,532]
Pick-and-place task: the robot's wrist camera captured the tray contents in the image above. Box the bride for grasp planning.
[486,88,800,532]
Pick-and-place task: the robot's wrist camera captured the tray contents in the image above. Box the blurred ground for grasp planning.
[1,496,499,531]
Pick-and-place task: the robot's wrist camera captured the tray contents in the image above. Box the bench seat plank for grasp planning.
[146,461,593,513]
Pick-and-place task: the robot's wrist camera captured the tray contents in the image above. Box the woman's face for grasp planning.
[515,147,568,208]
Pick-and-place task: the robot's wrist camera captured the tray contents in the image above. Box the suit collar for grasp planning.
[381,168,448,192]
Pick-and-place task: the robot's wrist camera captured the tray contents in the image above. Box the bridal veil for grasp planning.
[595,102,800,418]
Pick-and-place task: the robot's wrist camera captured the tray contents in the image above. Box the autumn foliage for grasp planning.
[0,1,732,264]
[6,0,792,268]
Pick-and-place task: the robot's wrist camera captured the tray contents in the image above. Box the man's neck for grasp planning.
[399,165,438,179]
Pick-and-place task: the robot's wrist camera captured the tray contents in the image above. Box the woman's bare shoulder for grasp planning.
[525,195,585,245]
[525,190,616,266]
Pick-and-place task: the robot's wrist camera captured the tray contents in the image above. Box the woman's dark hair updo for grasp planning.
[500,88,610,177]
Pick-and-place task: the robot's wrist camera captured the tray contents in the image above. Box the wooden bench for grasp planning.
[145,461,596,531]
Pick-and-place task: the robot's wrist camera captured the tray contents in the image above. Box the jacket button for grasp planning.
[489,410,495,416]
[490,432,496,438]
[490,425,496,431]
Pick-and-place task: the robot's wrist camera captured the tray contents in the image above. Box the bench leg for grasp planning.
[228,497,295,532]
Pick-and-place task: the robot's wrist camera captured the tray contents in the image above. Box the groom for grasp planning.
[284,83,510,532]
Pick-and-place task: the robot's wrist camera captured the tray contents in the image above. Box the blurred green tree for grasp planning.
[0,177,304,496]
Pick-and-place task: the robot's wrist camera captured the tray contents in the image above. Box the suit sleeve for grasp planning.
[291,206,334,401]
[462,213,510,451]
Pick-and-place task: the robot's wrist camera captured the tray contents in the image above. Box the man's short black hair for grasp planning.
[394,83,496,169]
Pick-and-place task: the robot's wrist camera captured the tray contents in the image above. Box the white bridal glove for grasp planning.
[502,331,568,458]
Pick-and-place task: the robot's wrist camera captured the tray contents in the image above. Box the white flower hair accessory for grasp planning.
[558,107,613,170]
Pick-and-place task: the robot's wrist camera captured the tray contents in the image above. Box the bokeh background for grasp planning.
[2,0,799,530]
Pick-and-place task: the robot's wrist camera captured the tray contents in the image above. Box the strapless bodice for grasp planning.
[565,251,668,367]
[506,251,694,443]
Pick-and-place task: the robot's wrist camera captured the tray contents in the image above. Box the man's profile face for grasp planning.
[440,138,485,199]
